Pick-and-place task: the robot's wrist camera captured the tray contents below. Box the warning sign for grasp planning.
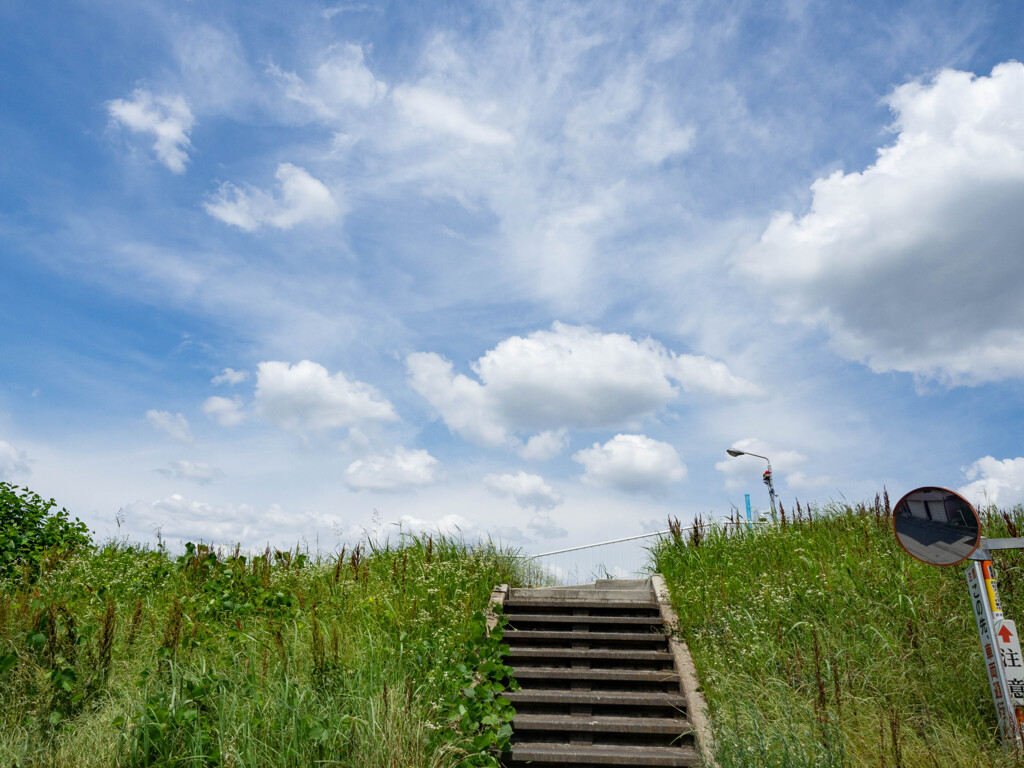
[997,619,1024,711]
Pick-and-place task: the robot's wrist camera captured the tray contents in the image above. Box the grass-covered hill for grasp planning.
[0,482,526,767]
[654,498,1024,768]
[8,480,1024,767]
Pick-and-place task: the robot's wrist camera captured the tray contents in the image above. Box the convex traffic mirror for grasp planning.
[893,486,980,566]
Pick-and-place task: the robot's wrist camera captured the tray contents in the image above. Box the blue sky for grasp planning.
[2,0,1024,552]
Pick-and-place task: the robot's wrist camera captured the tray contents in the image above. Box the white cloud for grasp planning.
[408,323,758,448]
[201,396,246,427]
[406,352,509,447]
[959,456,1024,508]
[344,447,440,491]
[146,410,193,443]
[272,43,387,118]
[635,99,695,164]
[0,441,30,479]
[527,514,568,539]
[255,360,397,433]
[518,429,569,461]
[393,85,514,146]
[107,89,195,173]
[156,460,225,485]
[573,434,686,493]
[212,368,249,386]
[740,62,1024,386]
[123,494,335,552]
[204,163,341,231]
[483,471,564,511]
[395,513,480,540]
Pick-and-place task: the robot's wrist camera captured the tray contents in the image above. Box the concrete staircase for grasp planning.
[500,578,705,767]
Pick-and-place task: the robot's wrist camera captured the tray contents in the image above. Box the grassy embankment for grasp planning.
[655,498,1024,767]
[0,485,528,768]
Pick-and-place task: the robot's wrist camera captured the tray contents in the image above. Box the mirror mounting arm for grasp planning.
[982,536,1024,551]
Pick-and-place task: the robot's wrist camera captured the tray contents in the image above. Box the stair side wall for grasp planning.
[652,573,718,768]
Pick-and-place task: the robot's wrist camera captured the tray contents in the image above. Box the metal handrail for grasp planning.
[530,530,670,559]
[528,518,762,560]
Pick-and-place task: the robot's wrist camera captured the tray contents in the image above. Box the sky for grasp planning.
[2,0,1024,555]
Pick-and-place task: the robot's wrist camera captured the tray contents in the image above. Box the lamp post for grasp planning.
[726,449,777,517]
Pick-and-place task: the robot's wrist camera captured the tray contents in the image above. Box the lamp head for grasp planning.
[726,449,745,457]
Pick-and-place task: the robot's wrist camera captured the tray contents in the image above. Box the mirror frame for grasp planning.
[892,486,981,567]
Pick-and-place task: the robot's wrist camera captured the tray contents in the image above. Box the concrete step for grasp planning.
[505,742,700,766]
[514,667,680,685]
[507,690,686,709]
[507,596,659,610]
[508,647,675,662]
[512,713,692,737]
[507,613,664,627]
[505,629,668,645]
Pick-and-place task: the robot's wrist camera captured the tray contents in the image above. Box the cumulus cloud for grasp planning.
[959,456,1024,508]
[272,43,387,118]
[212,368,249,386]
[107,89,195,173]
[155,460,225,485]
[255,360,397,433]
[393,85,514,146]
[344,447,440,491]
[146,410,193,443]
[740,62,1024,386]
[0,441,30,479]
[573,434,686,493]
[408,323,757,448]
[483,471,564,511]
[201,396,246,427]
[518,430,569,461]
[204,163,340,231]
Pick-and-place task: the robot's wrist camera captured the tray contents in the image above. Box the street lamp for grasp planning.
[726,449,777,517]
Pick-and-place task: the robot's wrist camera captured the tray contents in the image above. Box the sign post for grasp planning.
[966,560,1018,741]
[893,486,1024,748]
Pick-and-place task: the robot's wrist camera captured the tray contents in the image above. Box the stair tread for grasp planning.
[506,599,659,609]
[512,713,692,735]
[508,690,686,706]
[508,613,664,625]
[507,629,667,642]
[514,667,679,683]
[507,742,700,766]
[508,647,673,660]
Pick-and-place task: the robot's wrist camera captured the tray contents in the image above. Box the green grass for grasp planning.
[654,499,1024,767]
[0,534,528,767]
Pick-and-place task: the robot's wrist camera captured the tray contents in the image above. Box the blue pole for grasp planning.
[745,493,752,529]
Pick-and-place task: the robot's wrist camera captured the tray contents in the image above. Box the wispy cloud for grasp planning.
[0,441,31,480]
[156,460,225,485]
[205,164,341,231]
[107,89,195,173]
[146,410,194,444]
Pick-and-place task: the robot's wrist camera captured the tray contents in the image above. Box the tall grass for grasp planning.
[0,534,528,767]
[654,499,1024,768]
